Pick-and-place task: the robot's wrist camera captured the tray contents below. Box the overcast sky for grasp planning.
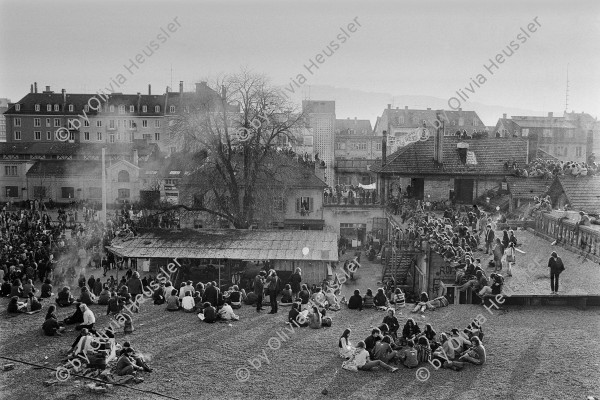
[1,0,598,123]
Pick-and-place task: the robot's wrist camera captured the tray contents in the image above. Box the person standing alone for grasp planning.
[548,251,565,295]
[254,271,266,312]
[266,269,279,314]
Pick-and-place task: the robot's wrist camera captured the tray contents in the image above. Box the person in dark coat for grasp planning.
[203,281,219,308]
[484,225,495,254]
[290,268,302,299]
[253,271,266,312]
[548,251,565,294]
[126,271,143,298]
[266,269,279,314]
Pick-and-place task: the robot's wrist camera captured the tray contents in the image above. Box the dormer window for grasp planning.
[35,104,40,112]
[54,104,59,111]
[68,104,74,112]
[154,105,160,112]
[142,105,147,112]
[84,105,89,112]
[109,105,115,113]
[118,105,125,114]
[15,104,20,111]
[47,104,52,112]
[130,105,135,112]
[170,105,175,113]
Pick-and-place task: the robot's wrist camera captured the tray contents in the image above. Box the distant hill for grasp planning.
[280,84,549,126]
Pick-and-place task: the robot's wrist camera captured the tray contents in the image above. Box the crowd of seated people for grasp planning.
[514,158,598,178]
[339,316,487,372]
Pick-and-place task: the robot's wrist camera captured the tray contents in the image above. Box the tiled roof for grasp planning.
[335,119,373,135]
[375,136,529,176]
[26,160,102,177]
[511,117,577,129]
[553,175,600,214]
[494,118,521,135]
[108,229,339,261]
[535,148,559,162]
[382,108,485,130]
[506,176,552,198]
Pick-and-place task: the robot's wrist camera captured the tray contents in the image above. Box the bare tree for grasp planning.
[167,69,307,228]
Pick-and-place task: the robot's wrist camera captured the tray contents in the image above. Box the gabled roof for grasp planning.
[374,136,529,176]
[494,118,521,136]
[335,119,373,135]
[506,176,552,199]
[510,117,577,129]
[551,175,600,214]
[107,229,338,261]
[26,160,102,177]
[535,148,559,162]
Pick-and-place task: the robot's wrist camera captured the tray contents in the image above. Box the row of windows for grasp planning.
[22,117,160,128]
[395,116,478,127]
[15,130,161,142]
[16,103,176,114]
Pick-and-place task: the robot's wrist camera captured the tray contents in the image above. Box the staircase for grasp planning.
[382,249,418,285]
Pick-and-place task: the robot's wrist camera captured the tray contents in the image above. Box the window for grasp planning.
[35,104,40,112]
[47,104,52,112]
[109,135,115,143]
[33,186,46,198]
[61,187,75,199]
[142,105,147,113]
[96,120,102,127]
[129,132,134,142]
[68,119,78,129]
[68,105,74,112]
[296,197,313,214]
[97,132,103,141]
[353,142,367,150]
[142,120,148,128]
[129,105,135,112]
[458,117,464,126]
[154,120,160,128]
[273,196,284,212]
[69,131,74,141]
[15,104,20,111]
[118,105,125,114]
[303,136,313,146]
[109,105,115,112]
[54,104,59,111]
[117,120,121,128]
[54,118,60,127]
[46,131,52,140]
[84,120,90,127]
[46,118,51,127]
[376,143,382,150]
[84,105,89,112]
[542,128,553,137]
[84,132,90,141]
[397,116,404,124]
[154,132,160,141]
[117,132,122,141]
[14,118,21,127]
[34,118,41,127]
[109,120,115,129]
[118,170,130,182]
[14,131,21,140]
[336,142,346,150]
[128,120,135,128]
[34,131,41,140]
[5,166,17,176]
[555,146,567,157]
[5,186,19,198]
[118,189,130,198]
[143,134,152,141]
[169,106,175,113]
[576,146,582,157]
[521,128,529,137]
[89,187,102,198]
[154,105,160,112]
[472,120,477,126]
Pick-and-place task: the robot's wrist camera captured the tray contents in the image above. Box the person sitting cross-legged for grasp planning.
[75,303,96,333]
[350,341,398,373]
[373,288,389,308]
[181,291,196,313]
[116,347,144,376]
[348,289,363,311]
[459,336,486,365]
[372,336,399,364]
[398,339,419,368]
[42,305,66,336]
[56,286,74,307]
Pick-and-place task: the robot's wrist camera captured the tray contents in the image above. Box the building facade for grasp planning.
[0,98,10,142]
[303,100,336,187]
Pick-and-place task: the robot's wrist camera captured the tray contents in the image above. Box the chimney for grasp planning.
[427,108,431,110]
[34,82,38,93]
[387,104,391,109]
[434,112,444,164]
[137,93,141,113]
[30,84,33,94]
[548,112,553,117]
[62,89,66,104]
[405,106,408,110]
[45,86,50,92]
[148,84,151,95]
[132,149,139,166]
[179,81,183,95]
[382,130,387,166]
[503,113,507,119]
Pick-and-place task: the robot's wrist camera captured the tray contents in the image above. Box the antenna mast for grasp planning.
[564,64,569,113]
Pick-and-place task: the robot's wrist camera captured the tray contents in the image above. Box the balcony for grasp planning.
[323,193,380,206]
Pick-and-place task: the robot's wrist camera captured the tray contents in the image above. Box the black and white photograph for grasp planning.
[0,0,599,399]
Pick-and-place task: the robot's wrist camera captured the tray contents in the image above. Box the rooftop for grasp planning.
[551,175,600,214]
[108,229,339,261]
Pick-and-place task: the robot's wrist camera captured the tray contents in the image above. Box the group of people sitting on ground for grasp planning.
[339,316,486,372]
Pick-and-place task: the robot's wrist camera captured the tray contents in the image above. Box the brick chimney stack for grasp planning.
[148,84,151,95]
[34,82,38,93]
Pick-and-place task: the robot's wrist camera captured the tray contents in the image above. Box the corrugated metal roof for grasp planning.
[107,229,339,261]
